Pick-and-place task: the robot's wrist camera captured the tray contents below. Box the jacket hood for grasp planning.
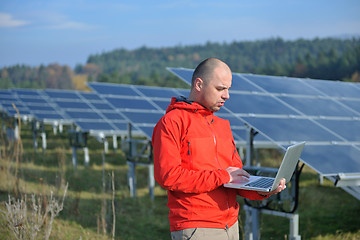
[166,96,212,115]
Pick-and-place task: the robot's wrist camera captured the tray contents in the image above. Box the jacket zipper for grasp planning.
[188,141,191,155]
[204,115,230,228]
[188,141,192,167]
[204,116,222,169]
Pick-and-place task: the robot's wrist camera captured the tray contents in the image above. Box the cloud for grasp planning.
[50,21,97,30]
[0,12,29,28]
[29,11,99,30]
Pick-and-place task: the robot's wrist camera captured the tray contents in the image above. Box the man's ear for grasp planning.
[194,78,203,92]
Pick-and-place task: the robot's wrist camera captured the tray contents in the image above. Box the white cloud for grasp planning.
[0,12,29,28]
[28,11,99,30]
[50,21,97,30]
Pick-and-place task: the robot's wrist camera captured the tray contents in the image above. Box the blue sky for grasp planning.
[1,0,359,68]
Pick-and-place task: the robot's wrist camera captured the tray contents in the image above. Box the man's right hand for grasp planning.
[225,167,250,183]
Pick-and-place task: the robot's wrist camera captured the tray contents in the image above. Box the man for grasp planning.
[152,58,286,240]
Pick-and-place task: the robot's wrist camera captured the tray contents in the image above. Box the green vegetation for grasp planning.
[0,118,359,239]
[1,37,360,91]
[0,64,74,90]
[86,37,360,84]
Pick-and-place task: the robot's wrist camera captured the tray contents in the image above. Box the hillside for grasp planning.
[1,37,360,90]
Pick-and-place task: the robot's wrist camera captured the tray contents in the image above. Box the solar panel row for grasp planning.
[2,70,359,177]
[1,84,189,139]
[1,88,130,136]
[167,68,360,176]
[87,82,190,138]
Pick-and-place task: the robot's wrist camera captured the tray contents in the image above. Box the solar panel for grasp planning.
[226,93,299,116]
[240,74,320,95]
[231,74,263,92]
[241,117,344,143]
[44,90,82,99]
[105,97,159,111]
[124,112,164,124]
[11,88,66,122]
[317,119,360,142]
[40,89,130,135]
[301,145,360,175]
[87,82,188,139]
[91,103,114,110]
[151,99,171,111]
[101,112,126,120]
[168,67,360,178]
[303,78,360,98]
[75,121,115,131]
[339,99,360,113]
[176,89,191,97]
[27,105,56,111]
[135,85,179,99]
[1,88,133,136]
[34,112,65,121]
[89,82,141,96]
[0,90,32,118]
[278,96,359,117]
[79,92,102,101]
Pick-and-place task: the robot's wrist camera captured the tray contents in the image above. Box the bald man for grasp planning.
[152,58,285,240]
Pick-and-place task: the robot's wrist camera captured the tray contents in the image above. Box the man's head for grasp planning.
[188,58,232,112]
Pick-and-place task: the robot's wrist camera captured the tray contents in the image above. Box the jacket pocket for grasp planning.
[187,137,216,170]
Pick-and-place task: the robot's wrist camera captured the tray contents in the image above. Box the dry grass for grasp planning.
[0,121,359,239]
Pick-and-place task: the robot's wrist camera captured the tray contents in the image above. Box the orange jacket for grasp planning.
[152,97,265,231]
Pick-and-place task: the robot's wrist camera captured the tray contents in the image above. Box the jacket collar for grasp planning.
[166,96,213,116]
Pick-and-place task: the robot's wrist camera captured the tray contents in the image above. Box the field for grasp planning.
[0,118,359,240]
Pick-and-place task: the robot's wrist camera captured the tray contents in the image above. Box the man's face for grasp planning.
[198,67,232,112]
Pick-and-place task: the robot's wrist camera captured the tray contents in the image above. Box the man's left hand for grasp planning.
[257,178,286,197]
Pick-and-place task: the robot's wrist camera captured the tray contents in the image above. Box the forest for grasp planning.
[1,37,360,90]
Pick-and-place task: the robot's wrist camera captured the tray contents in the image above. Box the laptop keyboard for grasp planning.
[245,178,274,188]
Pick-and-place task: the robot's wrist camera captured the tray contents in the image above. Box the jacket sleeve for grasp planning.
[230,140,269,201]
[152,115,230,194]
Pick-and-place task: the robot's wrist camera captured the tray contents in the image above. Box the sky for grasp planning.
[1,0,360,68]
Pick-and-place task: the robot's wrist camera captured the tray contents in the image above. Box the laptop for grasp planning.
[224,141,305,192]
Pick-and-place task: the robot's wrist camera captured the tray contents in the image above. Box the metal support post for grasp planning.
[245,125,258,240]
[72,146,77,168]
[59,123,63,133]
[260,208,301,240]
[127,160,136,198]
[33,133,38,149]
[319,174,324,185]
[127,122,136,198]
[245,126,257,167]
[245,206,301,240]
[128,122,132,153]
[113,135,118,153]
[104,139,109,153]
[289,213,300,240]
[32,121,38,150]
[53,122,58,135]
[244,206,253,240]
[1,112,5,131]
[14,124,19,140]
[251,207,260,240]
[148,163,155,200]
[41,132,47,151]
[83,147,89,167]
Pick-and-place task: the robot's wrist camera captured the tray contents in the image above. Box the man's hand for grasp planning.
[225,167,250,183]
[257,178,286,197]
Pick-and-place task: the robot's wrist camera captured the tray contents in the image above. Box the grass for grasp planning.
[0,119,360,239]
